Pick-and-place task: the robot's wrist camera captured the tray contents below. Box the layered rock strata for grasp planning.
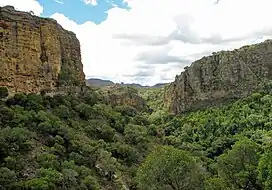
[0,6,85,94]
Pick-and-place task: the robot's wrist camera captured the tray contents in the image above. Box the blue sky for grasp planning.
[38,0,130,24]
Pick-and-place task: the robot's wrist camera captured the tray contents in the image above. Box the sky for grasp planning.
[1,0,272,85]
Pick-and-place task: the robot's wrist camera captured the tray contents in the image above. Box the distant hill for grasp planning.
[152,83,168,88]
[86,78,114,87]
[86,78,169,88]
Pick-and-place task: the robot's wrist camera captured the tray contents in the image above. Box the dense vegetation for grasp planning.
[0,86,153,189]
[0,84,271,189]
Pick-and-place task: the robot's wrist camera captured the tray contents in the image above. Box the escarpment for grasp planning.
[0,6,85,94]
[165,40,272,114]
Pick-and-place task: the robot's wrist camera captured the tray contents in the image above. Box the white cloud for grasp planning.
[50,0,272,85]
[53,0,64,4]
[81,0,98,6]
[3,0,272,85]
[0,0,43,15]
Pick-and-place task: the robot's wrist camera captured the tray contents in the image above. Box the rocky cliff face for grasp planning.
[101,85,149,111]
[165,40,272,114]
[0,6,85,94]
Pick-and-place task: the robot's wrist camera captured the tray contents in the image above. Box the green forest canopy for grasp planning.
[0,84,271,190]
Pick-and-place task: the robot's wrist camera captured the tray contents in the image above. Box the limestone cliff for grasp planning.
[0,6,85,94]
[165,40,272,114]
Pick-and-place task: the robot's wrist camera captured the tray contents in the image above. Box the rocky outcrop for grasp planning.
[165,40,272,114]
[0,6,85,94]
[101,85,148,111]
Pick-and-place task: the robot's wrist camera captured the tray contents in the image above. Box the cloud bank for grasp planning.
[2,0,272,85]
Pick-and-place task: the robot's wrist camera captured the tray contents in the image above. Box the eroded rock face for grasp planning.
[101,85,148,111]
[165,40,272,114]
[0,6,85,94]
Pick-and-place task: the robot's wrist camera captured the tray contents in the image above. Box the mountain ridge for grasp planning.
[86,78,169,88]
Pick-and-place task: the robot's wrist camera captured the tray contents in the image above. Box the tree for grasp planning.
[136,146,205,190]
[124,124,149,149]
[24,168,63,190]
[217,138,262,190]
[80,175,100,190]
[85,119,115,142]
[0,87,8,99]
[0,167,17,189]
[258,151,272,190]
[0,106,14,126]
[204,177,233,190]
[95,149,121,181]
[61,169,79,189]
[37,152,60,169]
[54,105,71,119]
[0,127,35,156]
[75,103,94,120]
[111,142,140,166]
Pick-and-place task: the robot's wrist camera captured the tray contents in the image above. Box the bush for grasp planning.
[0,167,17,189]
[136,146,205,190]
[0,87,8,99]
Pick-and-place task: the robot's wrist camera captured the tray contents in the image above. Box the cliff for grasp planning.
[0,6,85,94]
[165,40,272,114]
[100,85,149,111]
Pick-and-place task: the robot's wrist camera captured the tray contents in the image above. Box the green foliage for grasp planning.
[124,124,149,149]
[217,138,261,189]
[0,167,17,189]
[204,177,232,190]
[75,103,94,120]
[258,151,272,190]
[116,105,138,117]
[0,88,154,189]
[57,63,82,86]
[37,153,60,169]
[24,168,63,189]
[0,84,271,189]
[84,120,115,142]
[80,175,100,190]
[110,142,140,166]
[0,87,8,99]
[136,146,205,190]
[0,106,14,126]
[0,127,35,156]
[139,87,272,190]
[95,149,121,180]
[24,178,50,190]
[138,86,166,111]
